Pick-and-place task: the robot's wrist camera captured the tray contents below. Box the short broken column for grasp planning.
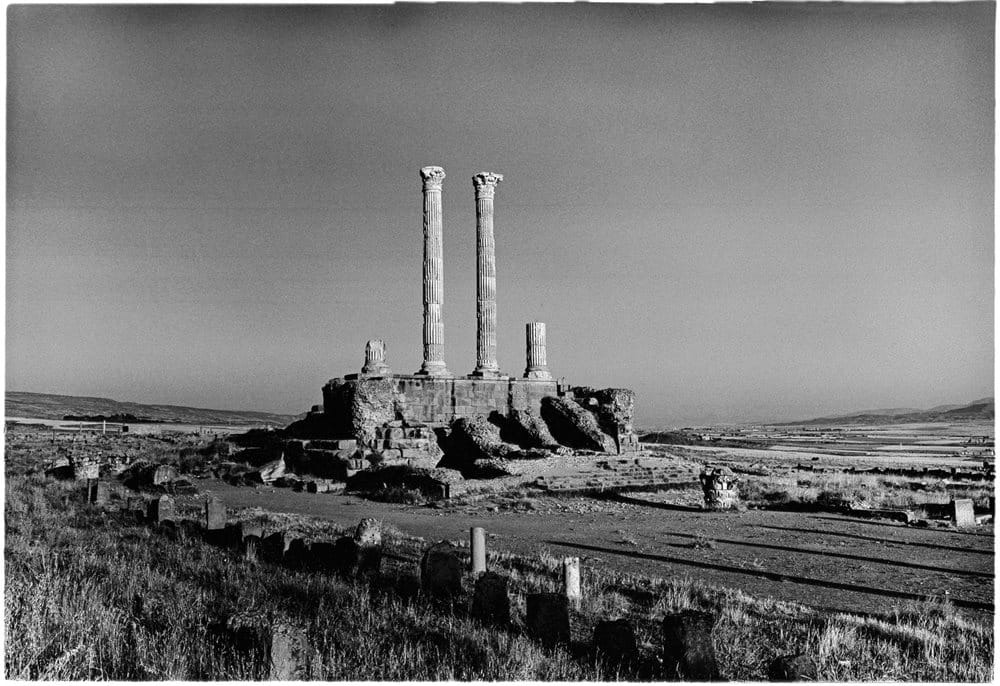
[524,322,553,380]
[471,171,504,378]
[470,527,487,574]
[471,572,510,626]
[360,339,392,376]
[662,610,721,680]
[526,593,570,648]
[951,498,975,528]
[699,467,741,511]
[563,556,581,609]
[416,166,451,377]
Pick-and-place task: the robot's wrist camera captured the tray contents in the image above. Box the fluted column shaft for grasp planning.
[472,172,503,377]
[524,322,552,379]
[417,166,450,376]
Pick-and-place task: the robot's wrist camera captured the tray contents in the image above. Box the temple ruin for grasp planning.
[287,167,638,478]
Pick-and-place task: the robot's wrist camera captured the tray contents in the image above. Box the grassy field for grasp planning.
[5,472,993,681]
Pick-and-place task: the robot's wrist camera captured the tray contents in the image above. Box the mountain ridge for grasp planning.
[5,391,301,427]
[772,398,994,426]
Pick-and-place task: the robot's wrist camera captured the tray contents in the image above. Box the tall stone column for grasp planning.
[416,166,451,376]
[471,172,504,377]
[524,322,552,380]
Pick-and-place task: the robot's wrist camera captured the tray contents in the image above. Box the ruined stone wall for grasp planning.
[322,376,562,432]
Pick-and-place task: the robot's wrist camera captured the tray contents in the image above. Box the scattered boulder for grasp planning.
[447,416,514,465]
[354,518,381,546]
[504,409,561,450]
[540,397,617,453]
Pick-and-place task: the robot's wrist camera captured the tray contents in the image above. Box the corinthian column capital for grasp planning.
[420,166,446,191]
[472,172,503,198]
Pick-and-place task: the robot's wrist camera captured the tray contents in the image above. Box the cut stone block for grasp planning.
[471,572,510,626]
[594,618,638,666]
[952,498,975,527]
[526,593,570,647]
[662,610,721,681]
[420,541,463,598]
[204,497,226,530]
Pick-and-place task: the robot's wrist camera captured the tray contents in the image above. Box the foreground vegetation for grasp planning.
[5,472,993,681]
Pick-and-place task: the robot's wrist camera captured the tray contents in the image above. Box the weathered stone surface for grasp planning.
[351,378,398,445]
[471,572,510,626]
[563,556,581,608]
[466,457,520,479]
[470,527,486,574]
[204,497,226,530]
[152,465,177,486]
[594,618,638,666]
[258,458,286,484]
[700,467,741,511]
[269,621,316,680]
[662,610,721,680]
[421,541,463,598]
[148,495,175,524]
[540,396,617,453]
[768,653,819,681]
[449,415,512,462]
[505,408,560,449]
[354,518,382,546]
[952,498,975,527]
[524,322,553,380]
[526,593,570,647]
[361,339,392,376]
[86,478,108,504]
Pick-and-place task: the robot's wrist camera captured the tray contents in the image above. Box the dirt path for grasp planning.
[208,482,994,618]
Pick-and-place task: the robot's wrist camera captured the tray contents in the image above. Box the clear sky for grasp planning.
[6,3,994,427]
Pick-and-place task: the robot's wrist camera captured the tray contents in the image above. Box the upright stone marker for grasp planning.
[242,535,261,564]
[471,572,510,626]
[269,621,315,680]
[524,322,553,380]
[662,610,721,681]
[149,495,175,525]
[526,593,570,647]
[471,172,504,377]
[952,498,975,528]
[470,526,487,574]
[594,618,638,666]
[204,497,226,530]
[262,531,293,563]
[416,166,451,377]
[421,541,463,598]
[563,556,581,608]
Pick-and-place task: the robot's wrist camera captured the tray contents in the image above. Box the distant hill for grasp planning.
[773,398,994,426]
[5,391,300,427]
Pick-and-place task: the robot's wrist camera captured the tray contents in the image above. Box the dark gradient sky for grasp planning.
[6,3,994,426]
